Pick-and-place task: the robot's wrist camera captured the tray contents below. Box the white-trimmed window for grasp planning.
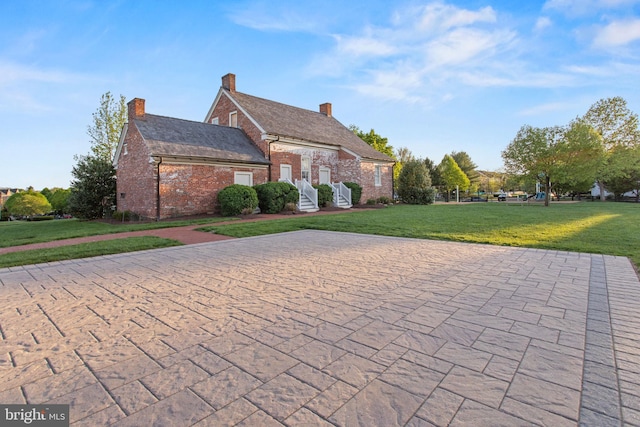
[234,171,253,186]
[211,117,219,125]
[319,167,331,184]
[374,165,382,186]
[123,142,128,155]
[301,156,311,182]
[229,111,237,128]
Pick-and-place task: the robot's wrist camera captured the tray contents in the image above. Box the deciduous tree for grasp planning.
[349,125,395,158]
[438,154,470,201]
[583,96,640,199]
[88,92,127,162]
[4,190,51,216]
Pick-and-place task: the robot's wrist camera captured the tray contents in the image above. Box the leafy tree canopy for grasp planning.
[4,190,51,216]
[583,96,639,150]
[68,155,116,219]
[397,160,434,205]
[438,154,470,195]
[502,121,603,205]
[88,92,127,162]
[349,125,395,158]
[450,151,480,191]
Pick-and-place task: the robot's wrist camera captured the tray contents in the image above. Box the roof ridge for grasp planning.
[230,90,328,117]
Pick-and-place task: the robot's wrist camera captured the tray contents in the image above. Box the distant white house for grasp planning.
[590,183,638,198]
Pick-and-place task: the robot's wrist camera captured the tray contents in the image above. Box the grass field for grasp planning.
[0,216,234,248]
[0,237,182,268]
[202,202,640,269]
[1,202,638,270]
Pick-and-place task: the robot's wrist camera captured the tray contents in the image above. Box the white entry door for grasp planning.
[280,164,292,182]
[319,167,331,184]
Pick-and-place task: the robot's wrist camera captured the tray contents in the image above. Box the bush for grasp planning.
[314,184,334,207]
[218,184,259,216]
[377,196,392,204]
[254,182,299,214]
[343,182,362,205]
[366,198,377,205]
[113,210,129,221]
[399,187,435,205]
[398,161,434,205]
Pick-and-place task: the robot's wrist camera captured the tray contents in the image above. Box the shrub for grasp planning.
[343,182,362,205]
[284,202,297,212]
[313,184,334,207]
[113,210,129,221]
[398,161,434,205]
[366,198,377,205]
[254,182,299,214]
[377,196,392,204]
[218,184,259,216]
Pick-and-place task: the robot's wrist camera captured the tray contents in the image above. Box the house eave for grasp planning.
[150,155,270,168]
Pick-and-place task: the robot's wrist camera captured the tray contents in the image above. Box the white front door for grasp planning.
[319,167,331,184]
[280,164,292,182]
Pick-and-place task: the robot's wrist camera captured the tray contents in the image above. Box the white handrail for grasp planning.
[332,182,351,206]
[295,179,318,209]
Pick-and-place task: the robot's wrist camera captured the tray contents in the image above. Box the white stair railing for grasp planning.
[295,179,318,210]
[332,182,352,207]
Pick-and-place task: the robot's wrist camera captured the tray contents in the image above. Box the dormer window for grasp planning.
[229,111,237,128]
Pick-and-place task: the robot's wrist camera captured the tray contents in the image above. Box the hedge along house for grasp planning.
[205,74,395,204]
[114,74,395,219]
[114,99,270,219]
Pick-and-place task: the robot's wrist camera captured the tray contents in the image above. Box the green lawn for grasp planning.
[0,237,182,268]
[201,202,640,269]
[0,216,235,248]
[1,203,638,270]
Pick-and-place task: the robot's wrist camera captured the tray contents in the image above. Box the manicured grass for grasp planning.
[0,237,182,268]
[0,216,235,248]
[202,202,640,269]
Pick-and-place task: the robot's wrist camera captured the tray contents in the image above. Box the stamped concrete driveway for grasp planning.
[0,230,638,426]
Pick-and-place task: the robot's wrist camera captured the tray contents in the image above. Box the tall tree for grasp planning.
[68,155,116,219]
[393,147,415,191]
[424,157,442,186]
[87,92,127,162]
[583,96,640,199]
[349,125,395,158]
[438,154,470,201]
[397,160,434,204]
[502,122,602,206]
[69,92,126,218]
[450,151,480,193]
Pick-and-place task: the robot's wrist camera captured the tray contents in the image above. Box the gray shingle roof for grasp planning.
[134,114,269,165]
[228,91,394,162]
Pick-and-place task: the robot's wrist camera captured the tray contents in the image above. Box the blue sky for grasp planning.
[1,0,639,190]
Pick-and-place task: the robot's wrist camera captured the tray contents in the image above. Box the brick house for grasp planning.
[114,73,394,219]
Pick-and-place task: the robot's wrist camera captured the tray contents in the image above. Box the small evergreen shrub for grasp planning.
[313,184,334,207]
[218,184,259,216]
[254,182,299,214]
[366,198,377,205]
[343,182,362,205]
[112,210,131,221]
[377,196,392,204]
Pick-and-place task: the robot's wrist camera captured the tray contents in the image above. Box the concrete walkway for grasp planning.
[0,231,638,426]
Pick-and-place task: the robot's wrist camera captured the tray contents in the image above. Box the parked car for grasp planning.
[497,193,507,201]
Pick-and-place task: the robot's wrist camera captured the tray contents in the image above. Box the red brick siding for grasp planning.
[158,164,268,218]
[360,162,394,202]
[336,150,361,184]
[271,143,338,184]
[116,123,157,219]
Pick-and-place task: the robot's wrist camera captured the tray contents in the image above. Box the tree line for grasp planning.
[502,97,640,206]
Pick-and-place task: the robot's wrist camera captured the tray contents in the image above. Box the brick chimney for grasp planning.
[128,98,145,119]
[319,102,332,117]
[222,73,236,92]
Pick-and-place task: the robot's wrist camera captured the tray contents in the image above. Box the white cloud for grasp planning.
[228,1,327,33]
[334,33,397,57]
[593,19,640,47]
[534,17,553,32]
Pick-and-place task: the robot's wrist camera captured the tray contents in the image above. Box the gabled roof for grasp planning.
[133,114,269,165]
[219,90,394,163]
